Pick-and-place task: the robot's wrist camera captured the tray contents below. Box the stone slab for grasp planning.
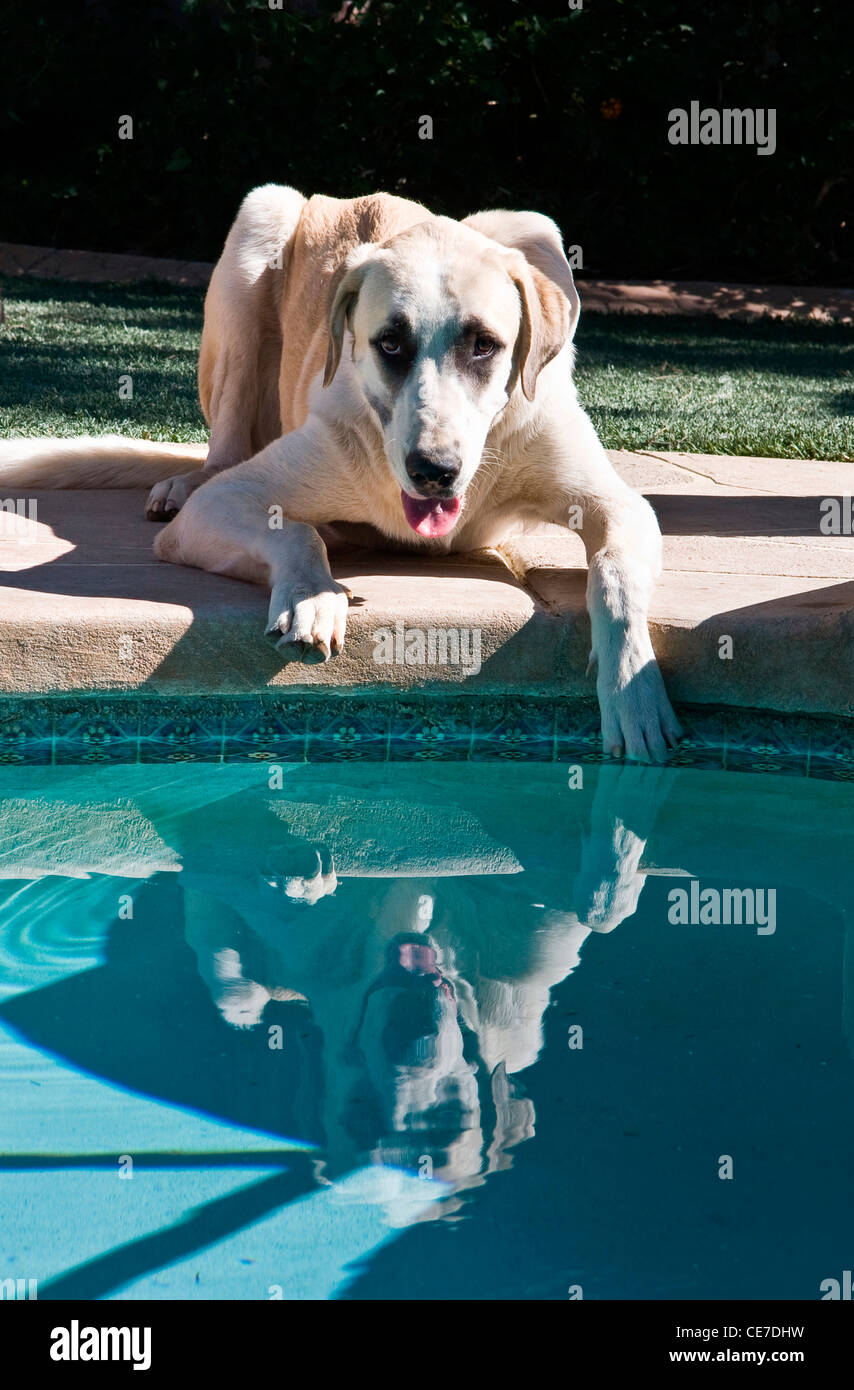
[0,451,852,714]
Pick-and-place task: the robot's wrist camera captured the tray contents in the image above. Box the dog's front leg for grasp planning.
[582,491,682,761]
[154,444,352,664]
[537,412,682,761]
[263,522,351,664]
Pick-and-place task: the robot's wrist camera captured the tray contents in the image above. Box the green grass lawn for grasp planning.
[1,276,852,460]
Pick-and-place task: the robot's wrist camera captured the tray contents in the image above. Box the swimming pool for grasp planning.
[0,757,852,1300]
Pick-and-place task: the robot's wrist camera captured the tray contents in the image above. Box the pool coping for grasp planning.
[2,452,852,722]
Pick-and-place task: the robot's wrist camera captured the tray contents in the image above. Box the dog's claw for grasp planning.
[145,469,204,520]
[275,636,331,664]
[266,585,350,666]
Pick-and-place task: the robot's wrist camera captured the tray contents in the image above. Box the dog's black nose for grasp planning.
[404,449,461,496]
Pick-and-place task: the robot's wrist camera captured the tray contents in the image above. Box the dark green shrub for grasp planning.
[2,0,850,283]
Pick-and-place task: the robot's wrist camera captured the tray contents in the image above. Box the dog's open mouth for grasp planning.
[400,492,462,538]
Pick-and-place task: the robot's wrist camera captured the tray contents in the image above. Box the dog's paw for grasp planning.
[146,470,205,520]
[266,583,351,664]
[597,656,682,764]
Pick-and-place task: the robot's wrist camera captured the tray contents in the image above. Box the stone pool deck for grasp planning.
[0,450,851,717]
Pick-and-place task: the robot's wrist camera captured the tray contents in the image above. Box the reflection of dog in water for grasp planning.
[178,764,670,1219]
[343,932,484,1187]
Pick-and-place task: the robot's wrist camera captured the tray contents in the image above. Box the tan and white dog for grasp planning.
[0,185,681,761]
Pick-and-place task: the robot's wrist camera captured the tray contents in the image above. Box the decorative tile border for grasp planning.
[0,694,852,780]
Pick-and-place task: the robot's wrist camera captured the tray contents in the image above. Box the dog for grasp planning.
[0,186,681,761]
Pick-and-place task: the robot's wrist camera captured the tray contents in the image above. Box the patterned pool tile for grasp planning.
[138,698,224,762]
[389,699,474,761]
[0,702,55,763]
[0,695,852,780]
[54,700,141,764]
[307,702,393,761]
[220,697,312,763]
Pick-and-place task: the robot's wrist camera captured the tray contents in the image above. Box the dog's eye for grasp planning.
[473,335,496,359]
[378,333,401,356]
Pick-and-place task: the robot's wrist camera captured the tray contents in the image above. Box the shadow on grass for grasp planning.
[826,391,854,417]
[576,312,854,381]
[1,274,206,314]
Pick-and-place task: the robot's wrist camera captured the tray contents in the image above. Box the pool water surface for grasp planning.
[0,760,852,1300]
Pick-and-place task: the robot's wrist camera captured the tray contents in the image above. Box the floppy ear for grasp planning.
[506,256,572,402]
[463,209,580,398]
[323,253,373,388]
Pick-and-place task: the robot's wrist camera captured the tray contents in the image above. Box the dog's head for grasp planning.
[323,211,580,539]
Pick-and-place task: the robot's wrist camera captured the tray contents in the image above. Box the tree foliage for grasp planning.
[2,0,850,283]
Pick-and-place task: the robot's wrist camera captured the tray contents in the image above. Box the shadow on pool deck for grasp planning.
[0,449,852,713]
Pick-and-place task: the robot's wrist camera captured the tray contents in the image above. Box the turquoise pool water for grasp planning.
[0,760,852,1301]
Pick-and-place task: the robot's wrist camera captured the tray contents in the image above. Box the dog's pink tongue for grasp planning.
[401,492,462,537]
